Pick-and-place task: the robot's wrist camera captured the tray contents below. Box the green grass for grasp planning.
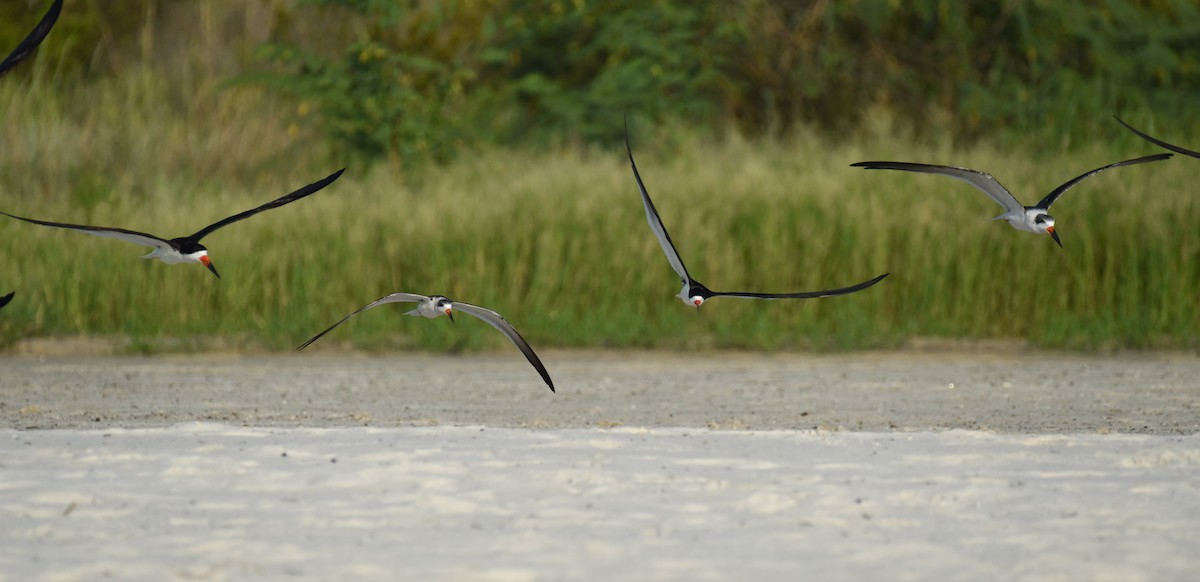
[1,74,1198,353]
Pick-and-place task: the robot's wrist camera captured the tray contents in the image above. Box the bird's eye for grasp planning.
[1034,215,1045,224]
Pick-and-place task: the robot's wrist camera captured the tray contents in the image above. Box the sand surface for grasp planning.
[2,351,1198,433]
[3,351,1199,580]
[3,423,1199,580]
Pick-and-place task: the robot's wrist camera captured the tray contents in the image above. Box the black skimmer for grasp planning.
[1,169,345,278]
[1114,115,1200,160]
[298,292,555,392]
[0,291,13,309]
[624,121,889,308]
[0,0,63,79]
[851,154,1172,248]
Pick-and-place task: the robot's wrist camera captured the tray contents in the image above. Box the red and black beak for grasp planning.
[200,255,220,278]
[1047,226,1062,249]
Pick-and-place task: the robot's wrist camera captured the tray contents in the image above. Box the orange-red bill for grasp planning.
[199,255,220,278]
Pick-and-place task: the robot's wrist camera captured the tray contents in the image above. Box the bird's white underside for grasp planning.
[994,209,1054,234]
[141,247,207,265]
[404,297,448,319]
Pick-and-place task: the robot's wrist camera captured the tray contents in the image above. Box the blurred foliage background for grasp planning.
[6,0,1199,160]
[1,0,1198,352]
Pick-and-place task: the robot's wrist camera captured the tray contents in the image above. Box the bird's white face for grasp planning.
[181,249,220,277]
[434,298,453,318]
[676,282,705,307]
[1033,214,1055,235]
[1028,211,1062,247]
[184,249,210,264]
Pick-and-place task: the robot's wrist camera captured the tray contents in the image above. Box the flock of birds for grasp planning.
[4,1,1198,393]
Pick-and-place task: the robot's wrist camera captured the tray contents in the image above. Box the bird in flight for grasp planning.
[851,154,1172,248]
[1,169,345,278]
[625,121,888,308]
[1114,115,1200,160]
[298,292,555,392]
[0,0,63,79]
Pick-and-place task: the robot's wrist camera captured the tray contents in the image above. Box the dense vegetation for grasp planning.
[0,1,1197,352]
[251,0,1200,160]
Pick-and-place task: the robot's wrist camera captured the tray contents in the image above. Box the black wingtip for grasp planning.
[0,0,63,79]
[315,168,347,188]
[849,161,900,171]
[623,115,633,156]
[847,271,891,293]
[295,332,324,351]
[1112,115,1200,160]
[861,272,890,288]
[539,363,556,392]
[0,291,13,309]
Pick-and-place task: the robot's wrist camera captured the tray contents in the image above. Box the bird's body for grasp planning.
[144,242,209,265]
[0,0,62,79]
[851,155,1172,248]
[401,295,457,319]
[1,169,345,278]
[994,207,1057,235]
[298,292,555,392]
[624,120,888,308]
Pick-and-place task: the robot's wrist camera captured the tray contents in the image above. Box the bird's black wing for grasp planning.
[0,291,13,309]
[1034,153,1172,210]
[296,292,427,351]
[710,272,889,300]
[625,118,692,284]
[454,301,555,392]
[1114,115,1200,160]
[0,0,63,79]
[189,169,345,241]
[1,211,174,250]
[852,161,1025,214]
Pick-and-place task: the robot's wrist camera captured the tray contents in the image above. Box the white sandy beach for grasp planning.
[2,352,1200,580]
[2,424,1199,580]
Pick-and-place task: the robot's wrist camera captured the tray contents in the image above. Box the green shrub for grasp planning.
[248,0,1200,159]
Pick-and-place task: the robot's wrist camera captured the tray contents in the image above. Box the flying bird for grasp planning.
[624,122,888,308]
[1,169,345,278]
[0,0,63,79]
[850,155,1172,248]
[0,291,13,309]
[1114,115,1200,160]
[298,293,555,392]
